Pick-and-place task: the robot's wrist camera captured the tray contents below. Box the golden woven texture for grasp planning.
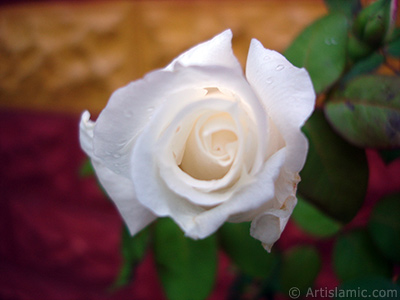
[0,1,326,113]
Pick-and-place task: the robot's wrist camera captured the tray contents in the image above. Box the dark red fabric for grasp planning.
[0,109,133,300]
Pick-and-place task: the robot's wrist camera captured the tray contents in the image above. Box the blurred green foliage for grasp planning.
[299,110,369,222]
[333,229,392,282]
[325,75,400,148]
[292,196,342,237]
[154,218,217,300]
[279,246,321,296]
[285,13,349,93]
[369,193,400,263]
[110,226,150,290]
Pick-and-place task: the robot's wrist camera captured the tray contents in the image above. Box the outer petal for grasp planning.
[273,168,301,206]
[79,112,156,235]
[246,39,315,172]
[165,29,242,72]
[91,160,157,235]
[250,195,297,252]
[79,111,95,157]
[92,30,243,178]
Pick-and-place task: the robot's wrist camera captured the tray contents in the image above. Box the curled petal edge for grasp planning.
[80,112,157,236]
[165,29,242,73]
[250,195,297,252]
[79,111,95,157]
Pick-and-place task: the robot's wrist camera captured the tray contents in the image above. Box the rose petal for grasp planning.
[184,147,286,239]
[79,111,95,157]
[273,168,301,206]
[130,64,269,205]
[246,39,315,172]
[265,117,285,160]
[158,100,245,194]
[91,160,157,235]
[80,111,156,234]
[134,98,246,208]
[180,111,238,181]
[130,126,206,232]
[250,195,297,252]
[91,30,243,178]
[165,29,242,73]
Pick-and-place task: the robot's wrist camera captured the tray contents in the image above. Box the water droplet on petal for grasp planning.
[263,55,271,61]
[112,153,121,158]
[147,106,155,112]
[276,65,284,71]
[266,77,273,84]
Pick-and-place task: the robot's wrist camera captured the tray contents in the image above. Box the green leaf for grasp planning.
[325,75,400,148]
[347,33,375,62]
[333,229,392,282]
[219,222,279,279]
[279,246,321,296]
[154,218,217,300]
[79,158,94,177]
[285,13,349,93]
[353,0,392,46]
[379,148,400,164]
[343,51,384,82]
[299,110,369,222]
[292,195,342,237]
[336,276,400,300]
[369,193,400,263]
[324,0,361,19]
[386,28,400,57]
[110,226,150,290]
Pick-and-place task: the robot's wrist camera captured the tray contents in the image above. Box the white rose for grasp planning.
[80,30,315,251]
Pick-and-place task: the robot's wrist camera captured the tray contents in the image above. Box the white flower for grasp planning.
[80,30,315,251]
